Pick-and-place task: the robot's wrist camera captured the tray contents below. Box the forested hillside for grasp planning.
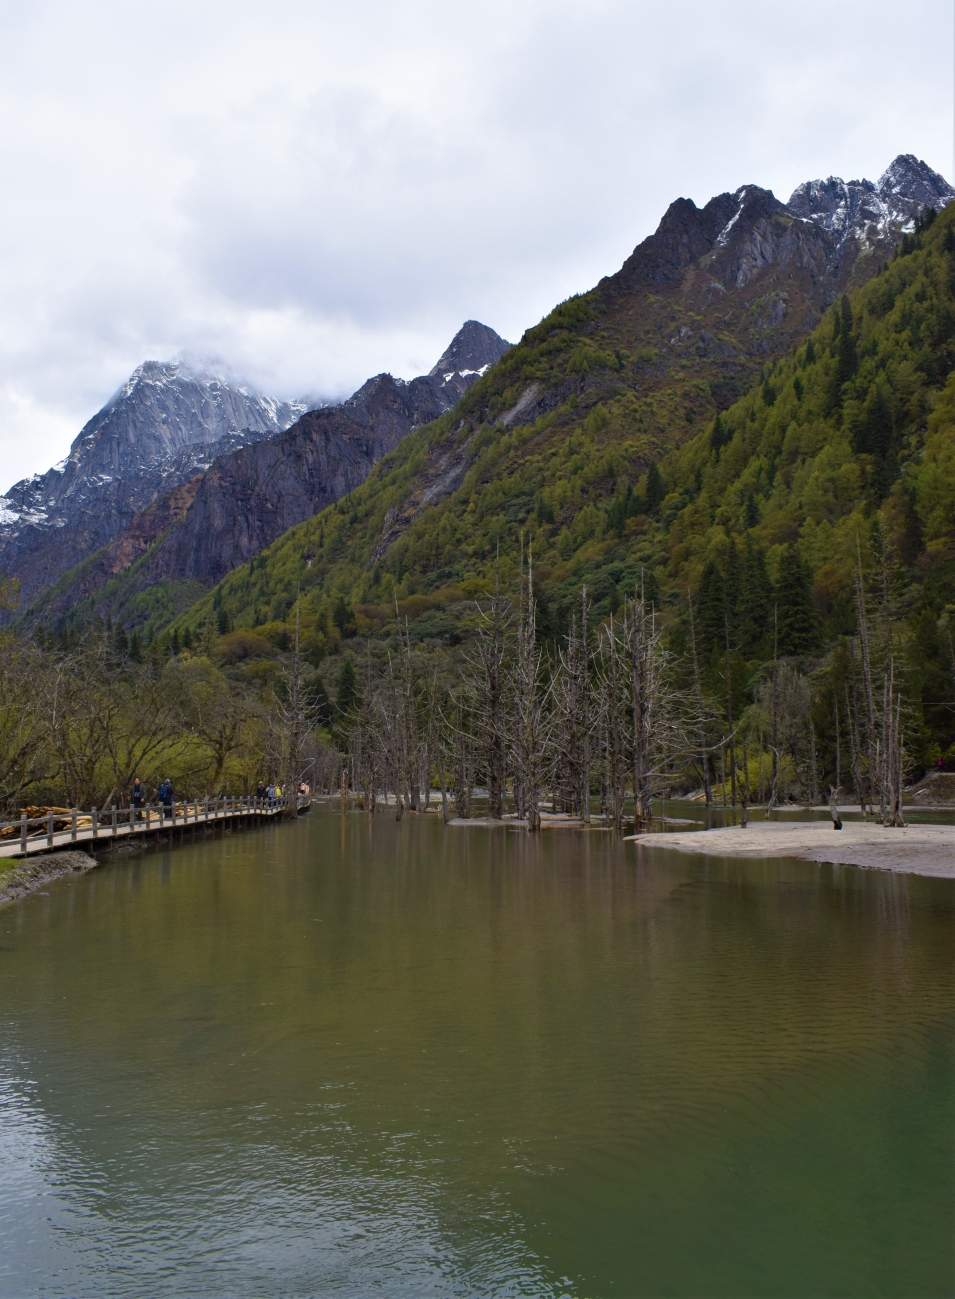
[12,175,954,813]
[158,198,955,786]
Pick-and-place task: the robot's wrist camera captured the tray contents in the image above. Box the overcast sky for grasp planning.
[0,0,951,486]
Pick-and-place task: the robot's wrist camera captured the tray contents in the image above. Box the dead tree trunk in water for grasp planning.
[855,545,880,816]
[687,593,712,826]
[514,545,543,831]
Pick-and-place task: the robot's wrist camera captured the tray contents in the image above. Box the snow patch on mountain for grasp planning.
[787,154,954,251]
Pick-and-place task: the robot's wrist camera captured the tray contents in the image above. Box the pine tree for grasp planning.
[696,560,725,657]
[645,464,665,513]
[336,659,360,717]
[710,412,728,456]
[737,537,773,656]
[853,380,894,457]
[775,543,820,656]
[111,620,128,657]
[332,594,353,636]
[723,537,741,643]
[744,494,760,529]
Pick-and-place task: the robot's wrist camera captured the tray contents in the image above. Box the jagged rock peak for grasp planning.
[429,320,511,380]
[786,154,954,242]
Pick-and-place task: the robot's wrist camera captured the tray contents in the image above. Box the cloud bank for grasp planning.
[0,0,950,484]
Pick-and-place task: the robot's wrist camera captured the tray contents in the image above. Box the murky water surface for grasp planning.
[0,809,952,1297]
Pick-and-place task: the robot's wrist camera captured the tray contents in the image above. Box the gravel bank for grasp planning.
[628,821,955,878]
[0,851,98,906]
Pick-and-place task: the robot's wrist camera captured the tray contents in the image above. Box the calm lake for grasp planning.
[1,808,952,1298]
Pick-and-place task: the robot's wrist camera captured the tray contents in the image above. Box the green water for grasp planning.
[0,810,952,1298]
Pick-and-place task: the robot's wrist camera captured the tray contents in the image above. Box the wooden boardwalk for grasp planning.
[0,796,301,859]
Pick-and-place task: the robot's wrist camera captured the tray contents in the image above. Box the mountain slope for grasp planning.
[24,322,511,629]
[164,157,951,647]
[0,360,307,605]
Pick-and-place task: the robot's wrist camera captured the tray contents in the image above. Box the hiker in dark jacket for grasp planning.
[159,779,174,809]
[132,778,144,808]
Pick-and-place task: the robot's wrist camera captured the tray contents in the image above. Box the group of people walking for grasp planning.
[130,777,174,809]
[127,777,308,809]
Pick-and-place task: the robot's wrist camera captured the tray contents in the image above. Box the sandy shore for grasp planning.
[627,820,955,878]
[0,850,98,906]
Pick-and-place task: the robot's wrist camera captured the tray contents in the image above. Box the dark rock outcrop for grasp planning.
[25,322,510,626]
[0,361,306,605]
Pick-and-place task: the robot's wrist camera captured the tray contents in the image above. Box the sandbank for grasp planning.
[627,820,955,878]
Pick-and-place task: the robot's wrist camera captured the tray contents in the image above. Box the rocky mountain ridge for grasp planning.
[16,155,953,635]
[161,155,954,652]
[0,361,309,605]
[22,322,511,628]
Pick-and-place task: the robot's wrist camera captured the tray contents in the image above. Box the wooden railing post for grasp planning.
[112,805,118,838]
[47,811,54,850]
[71,808,77,843]
[20,812,27,854]
[92,807,98,841]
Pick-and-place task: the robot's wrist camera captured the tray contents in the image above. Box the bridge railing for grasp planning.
[0,793,298,855]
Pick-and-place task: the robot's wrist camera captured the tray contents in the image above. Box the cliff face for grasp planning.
[24,323,511,627]
[141,367,476,586]
[0,361,307,605]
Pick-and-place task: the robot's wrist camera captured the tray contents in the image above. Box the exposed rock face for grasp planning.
[24,322,510,625]
[0,361,306,605]
[787,154,954,245]
[429,320,510,379]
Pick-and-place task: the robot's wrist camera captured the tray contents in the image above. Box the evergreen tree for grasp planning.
[775,543,820,656]
[335,660,360,725]
[170,628,181,656]
[640,566,660,609]
[645,464,665,513]
[737,537,773,656]
[110,620,128,658]
[744,494,760,529]
[332,593,354,636]
[853,380,894,457]
[723,537,741,642]
[303,672,333,727]
[216,607,230,636]
[709,412,728,456]
[696,560,725,657]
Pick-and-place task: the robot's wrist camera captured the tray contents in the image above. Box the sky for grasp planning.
[0,0,951,487]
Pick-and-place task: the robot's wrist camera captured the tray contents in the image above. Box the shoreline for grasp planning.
[0,850,100,907]
[627,821,955,879]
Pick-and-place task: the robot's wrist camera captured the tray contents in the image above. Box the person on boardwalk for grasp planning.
[159,778,175,810]
[132,778,144,808]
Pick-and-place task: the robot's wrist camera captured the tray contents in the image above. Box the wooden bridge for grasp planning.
[0,795,305,859]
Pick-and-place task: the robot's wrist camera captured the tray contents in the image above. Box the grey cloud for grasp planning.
[0,0,949,485]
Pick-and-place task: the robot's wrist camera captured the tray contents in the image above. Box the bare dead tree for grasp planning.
[512,544,544,830]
